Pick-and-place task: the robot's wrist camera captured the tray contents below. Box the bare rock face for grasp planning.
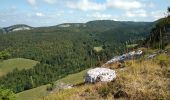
[104,50,143,65]
[85,68,116,83]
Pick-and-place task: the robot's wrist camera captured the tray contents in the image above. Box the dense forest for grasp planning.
[0,20,153,93]
[145,17,170,49]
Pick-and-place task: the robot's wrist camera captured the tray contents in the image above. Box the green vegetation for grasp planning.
[57,69,87,85]
[0,20,151,93]
[16,85,47,100]
[0,58,38,77]
[145,9,170,49]
[167,7,170,16]
[0,11,169,99]
[165,43,170,49]
[0,50,10,60]
[0,88,15,100]
[16,69,87,100]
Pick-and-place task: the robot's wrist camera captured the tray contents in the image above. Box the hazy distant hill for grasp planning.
[1,24,32,33]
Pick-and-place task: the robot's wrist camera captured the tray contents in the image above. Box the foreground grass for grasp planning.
[16,85,47,100]
[45,84,95,100]
[16,69,88,100]
[0,58,38,76]
[45,50,170,100]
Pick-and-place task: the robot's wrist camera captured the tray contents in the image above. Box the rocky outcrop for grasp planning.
[145,50,169,59]
[85,50,143,83]
[2,24,32,33]
[47,82,73,93]
[85,68,116,83]
[103,50,143,66]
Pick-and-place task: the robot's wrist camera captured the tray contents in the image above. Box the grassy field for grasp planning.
[0,58,39,77]
[58,69,87,85]
[16,69,88,100]
[16,85,47,100]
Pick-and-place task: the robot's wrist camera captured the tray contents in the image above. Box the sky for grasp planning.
[0,0,169,27]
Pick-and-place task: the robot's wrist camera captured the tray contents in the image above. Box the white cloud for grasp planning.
[27,0,58,6]
[36,12,44,17]
[35,10,64,18]
[106,0,143,10]
[87,12,116,20]
[44,0,57,4]
[147,2,155,8]
[67,0,145,11]
[67,0,105,11]
[27,0,37,6]
[151,11,165,20]
[125,9,147,17]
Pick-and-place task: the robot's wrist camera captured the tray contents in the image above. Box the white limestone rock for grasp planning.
[12,27,31,32]
[85,68,116,83]
[105,50,143,64]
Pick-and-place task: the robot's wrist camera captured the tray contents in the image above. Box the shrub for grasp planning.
[0,88,15,100]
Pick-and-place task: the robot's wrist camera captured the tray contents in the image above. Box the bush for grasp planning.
[0,88,15,100]
[0,51,11,60]
[46,82,55,91]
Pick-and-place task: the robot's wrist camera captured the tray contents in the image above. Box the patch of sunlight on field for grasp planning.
[0,58,39,76]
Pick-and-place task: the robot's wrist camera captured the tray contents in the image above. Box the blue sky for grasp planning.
[0,0,169,27]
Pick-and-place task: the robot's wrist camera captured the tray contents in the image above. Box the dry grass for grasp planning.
[44,84,95,100]
[118,59,170,99]
[44,51,170,100]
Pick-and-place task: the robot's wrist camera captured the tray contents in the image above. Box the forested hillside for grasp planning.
[145,16,170,49]
[43,13,170,100]
[0,20,152,93]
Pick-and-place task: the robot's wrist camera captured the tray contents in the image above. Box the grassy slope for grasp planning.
[16,69,88,100]
[58,69,87,85]
[45,47,170,100]
[0,58,38,76]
